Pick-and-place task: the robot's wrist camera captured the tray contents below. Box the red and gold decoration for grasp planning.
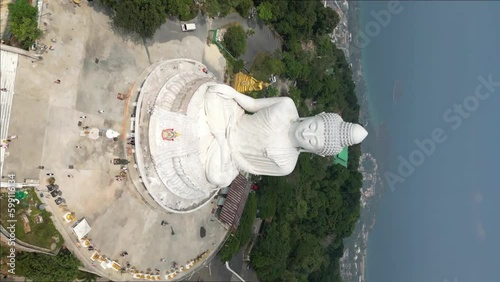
[162,128,180,141]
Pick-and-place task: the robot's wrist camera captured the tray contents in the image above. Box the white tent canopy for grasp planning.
[73,218,91,239]
[105,129,120,139]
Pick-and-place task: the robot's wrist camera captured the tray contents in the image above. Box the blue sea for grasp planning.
[360,1,500,282]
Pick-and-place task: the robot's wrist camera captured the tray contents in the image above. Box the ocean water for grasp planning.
[361,1,500,282]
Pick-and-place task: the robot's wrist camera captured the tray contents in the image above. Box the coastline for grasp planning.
[331,1,381,282]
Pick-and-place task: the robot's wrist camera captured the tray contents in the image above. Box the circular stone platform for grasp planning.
[132,59,222,212]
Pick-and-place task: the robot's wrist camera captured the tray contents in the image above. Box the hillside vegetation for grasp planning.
[247,1,361,281]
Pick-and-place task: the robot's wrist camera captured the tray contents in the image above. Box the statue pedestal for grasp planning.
[129,60,368,213]
[132,59,220,213]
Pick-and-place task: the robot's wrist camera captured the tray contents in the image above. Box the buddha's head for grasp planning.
[289,112,368,156]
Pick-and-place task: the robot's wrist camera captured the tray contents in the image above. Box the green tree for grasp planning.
[235,0,253,18]
[258,185,278,219]
[76,270,98,282]
[289,233,325,273]
[7,0,42,49]
[8,0,37,20]
[223,24,246,57]
[100,0,118,9]
[235,193,257,246]
[296,198,308,219]
[16,249,81,281]
[250,52,284,81]
[166,0,196,21]
[282,52,303,80]
[230,58,245,73]
[112,0,168,38]
[218,235,241,261]
[204,0,232,17]
[251,222,291,280]
[10,17,42,49]
[265,85,279,97]
[257,2,273,22]
[313,5,340,35]
[217,193,257,261]
[246,28,255,37]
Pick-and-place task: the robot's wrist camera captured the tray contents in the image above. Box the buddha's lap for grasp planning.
[204,92,245,131]
[159,93,241,187]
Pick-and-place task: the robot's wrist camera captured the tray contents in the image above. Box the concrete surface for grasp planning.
[183,249,259,282]
[2,0,229,280]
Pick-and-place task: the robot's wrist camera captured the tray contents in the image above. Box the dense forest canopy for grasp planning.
[16,249,81,281]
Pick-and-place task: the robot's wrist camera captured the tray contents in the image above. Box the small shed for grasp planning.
[72,218,91,239]
[334,147,348,168]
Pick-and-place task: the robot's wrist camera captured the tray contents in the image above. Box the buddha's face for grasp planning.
[292,116,325,153]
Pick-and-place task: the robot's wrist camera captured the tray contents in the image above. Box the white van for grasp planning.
[181,23,196,32]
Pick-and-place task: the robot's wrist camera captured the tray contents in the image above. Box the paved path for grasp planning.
[184,251,259,282]
[0,44,42,61]
[147,11,225,80]
[0,50,18,177]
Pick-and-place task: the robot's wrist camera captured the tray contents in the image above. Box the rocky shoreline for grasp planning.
[328,1,381,282]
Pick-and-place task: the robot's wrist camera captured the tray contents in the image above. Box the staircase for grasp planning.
[0,50,18,177]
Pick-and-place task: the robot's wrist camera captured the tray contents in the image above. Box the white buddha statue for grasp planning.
[142,60,368,210]
[201,84,368,188]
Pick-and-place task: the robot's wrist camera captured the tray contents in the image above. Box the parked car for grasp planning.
[47,184,56,191]
[113,158,129,165]
[55,197,64,205]
[50,190,59,198]
[181,23,196,32]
